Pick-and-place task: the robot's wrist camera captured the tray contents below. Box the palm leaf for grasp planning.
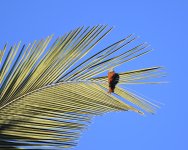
[0,25,163,149]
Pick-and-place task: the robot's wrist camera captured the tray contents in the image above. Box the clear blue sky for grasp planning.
[0,0,187,150]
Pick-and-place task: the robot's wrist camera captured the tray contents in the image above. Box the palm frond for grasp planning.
[0,25,164,149]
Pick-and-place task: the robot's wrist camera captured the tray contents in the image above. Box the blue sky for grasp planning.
[0,0,187,150]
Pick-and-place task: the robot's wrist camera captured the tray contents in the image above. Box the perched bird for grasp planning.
[108,68,119,93]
